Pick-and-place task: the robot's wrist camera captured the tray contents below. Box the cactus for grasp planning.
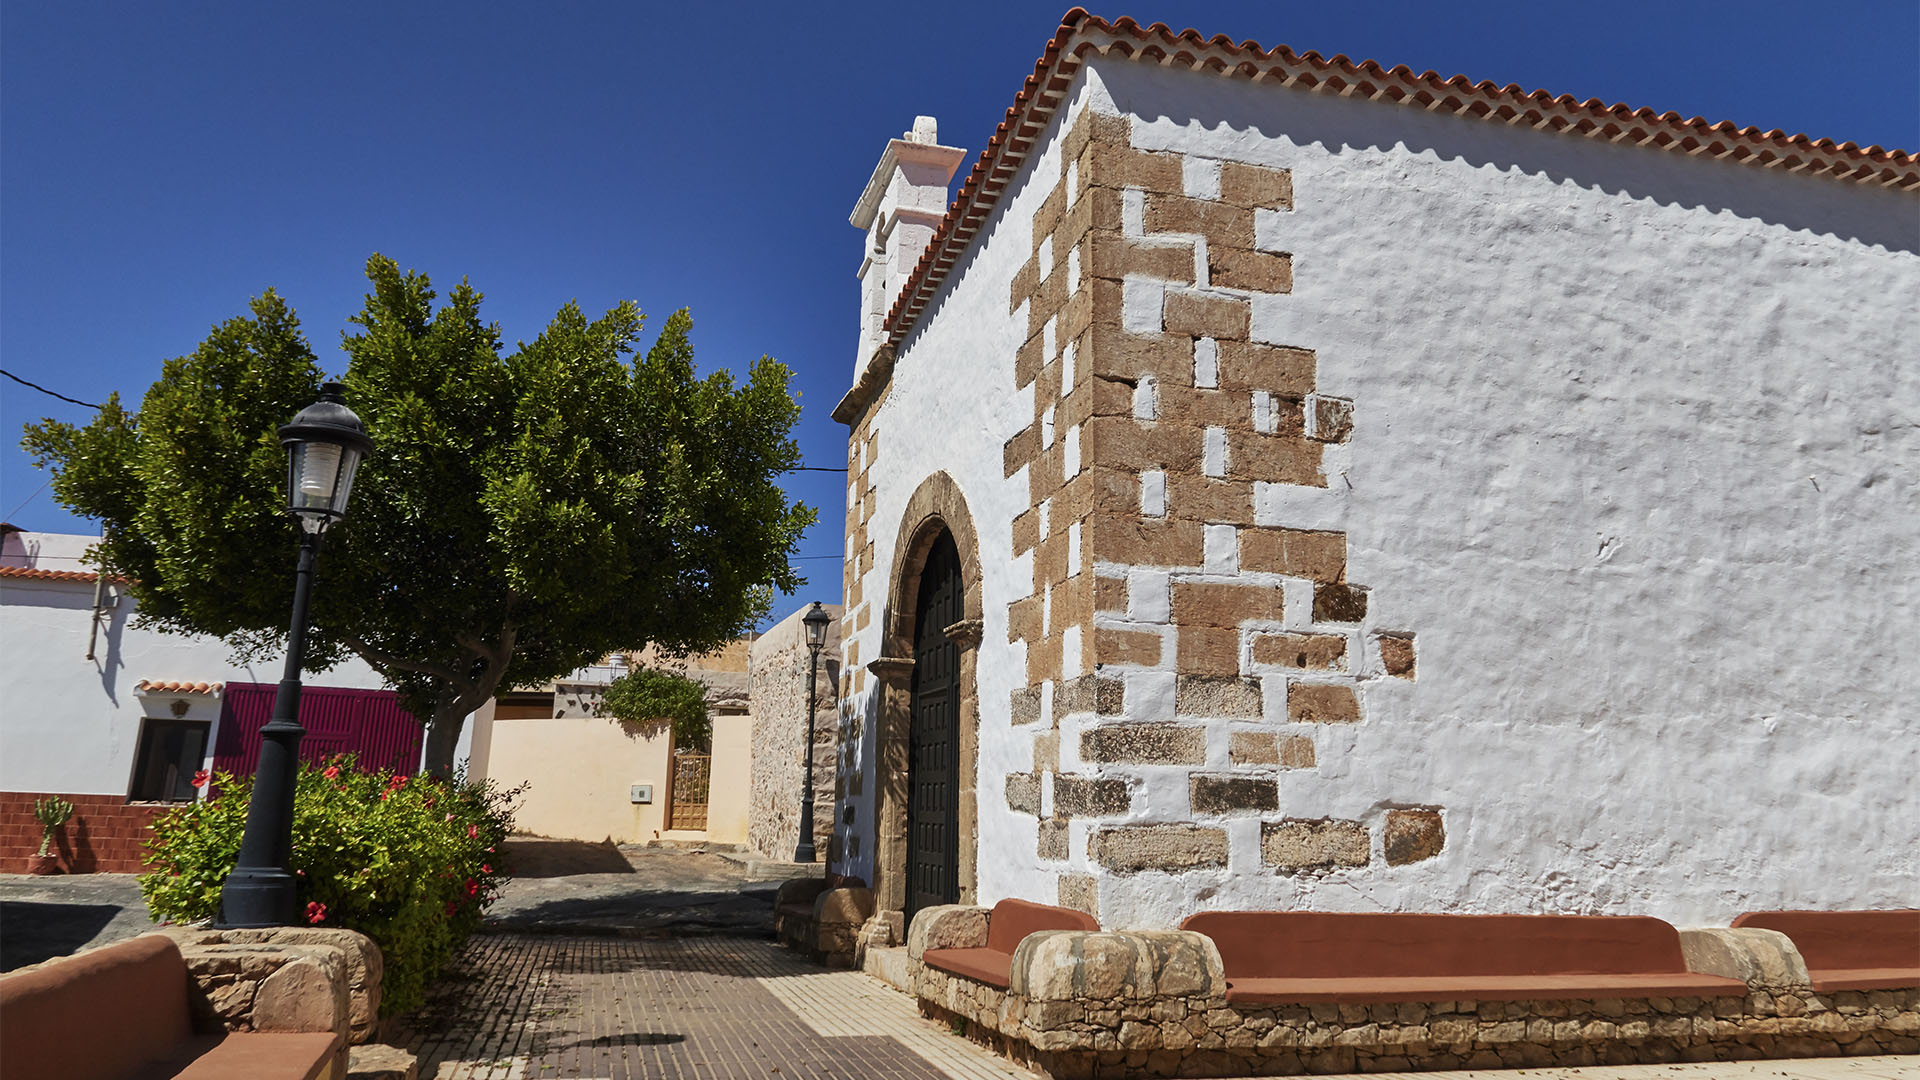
[33,796,74,858]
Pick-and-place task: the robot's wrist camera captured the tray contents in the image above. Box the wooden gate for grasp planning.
[668,753,711,831]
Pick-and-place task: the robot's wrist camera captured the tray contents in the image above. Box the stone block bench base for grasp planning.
[905,909,1920,1079]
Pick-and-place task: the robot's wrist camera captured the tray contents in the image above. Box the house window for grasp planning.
[129,719,210,802]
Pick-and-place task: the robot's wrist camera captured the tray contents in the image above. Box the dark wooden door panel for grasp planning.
[907,532,963,919]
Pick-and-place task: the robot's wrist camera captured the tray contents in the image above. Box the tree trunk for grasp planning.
[420,697,470,780]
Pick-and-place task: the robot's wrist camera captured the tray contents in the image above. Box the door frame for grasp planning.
[871,472,983,924]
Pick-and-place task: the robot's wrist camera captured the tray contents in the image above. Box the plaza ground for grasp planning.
[2,844,1914,1080]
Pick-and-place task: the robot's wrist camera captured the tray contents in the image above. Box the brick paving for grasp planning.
[393,933,1036,1080]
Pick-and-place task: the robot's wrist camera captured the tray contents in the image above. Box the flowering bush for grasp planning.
[140,756,521,1016]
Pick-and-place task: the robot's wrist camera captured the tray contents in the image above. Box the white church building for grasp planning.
[821,10,1917,942]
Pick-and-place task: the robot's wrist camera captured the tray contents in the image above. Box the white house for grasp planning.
[0,526,407,871]
[826,12,1917,941]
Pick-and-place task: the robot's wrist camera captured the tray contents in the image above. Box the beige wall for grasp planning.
[704,712,754,845]
[485,712,674,844]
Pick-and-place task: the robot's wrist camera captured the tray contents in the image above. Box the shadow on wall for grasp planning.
[1100,59,1919,253]
[831,687,882,881]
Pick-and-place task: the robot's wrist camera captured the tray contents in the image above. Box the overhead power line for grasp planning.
[1,368,102,410]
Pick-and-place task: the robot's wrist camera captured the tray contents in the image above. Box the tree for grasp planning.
[24,255,814,775]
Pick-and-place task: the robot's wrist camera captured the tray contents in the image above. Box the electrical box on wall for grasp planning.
[630,784,653,804]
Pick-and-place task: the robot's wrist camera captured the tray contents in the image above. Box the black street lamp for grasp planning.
[217,383,372,928]
[793,602,832,863]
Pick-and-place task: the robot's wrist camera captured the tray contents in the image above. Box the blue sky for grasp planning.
[4,1,1915,625]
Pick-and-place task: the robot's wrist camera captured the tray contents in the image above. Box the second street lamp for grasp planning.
[794,602,832,863]
[217,382,372,928]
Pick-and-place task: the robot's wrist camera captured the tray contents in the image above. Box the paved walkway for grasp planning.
[393,933,1919,1080]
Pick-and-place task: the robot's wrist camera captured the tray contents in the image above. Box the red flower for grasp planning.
[468,825,479,839]
[305,901,327,925]
[190,769,210,789]
[322,766,340,780]
[481,864,492,874]
[465,878,479,897]
[389,775,409,788]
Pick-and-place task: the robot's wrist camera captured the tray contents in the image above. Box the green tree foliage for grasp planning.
[24,255,814,774]
[599,666,711,751]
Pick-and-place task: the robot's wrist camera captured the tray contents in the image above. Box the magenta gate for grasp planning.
[212,683,424,779]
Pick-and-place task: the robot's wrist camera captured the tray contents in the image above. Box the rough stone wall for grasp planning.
[999,105,1437,920]
[747,605,843,860]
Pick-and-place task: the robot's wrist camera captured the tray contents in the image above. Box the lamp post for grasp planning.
[793,602,832,863]
[217,383,372,928]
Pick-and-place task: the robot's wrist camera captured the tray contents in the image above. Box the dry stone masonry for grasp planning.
[997,105,1440,917]
[906,909,1919,1079]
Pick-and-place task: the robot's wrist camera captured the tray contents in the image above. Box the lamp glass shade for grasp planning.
[803,602,830,648]
[279,383,372,534]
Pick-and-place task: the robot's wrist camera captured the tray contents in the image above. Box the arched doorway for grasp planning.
[907,531,963,919]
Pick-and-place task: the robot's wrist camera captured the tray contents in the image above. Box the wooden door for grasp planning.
[907,531,963,920]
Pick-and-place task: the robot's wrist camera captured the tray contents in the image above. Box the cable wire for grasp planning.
[1,369,102,410]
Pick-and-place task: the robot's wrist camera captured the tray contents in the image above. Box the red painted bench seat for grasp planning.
[1181,911,1748,1006]
[924,898,1099,989]
[0,934,341,1080]
[1731,909,1920,992]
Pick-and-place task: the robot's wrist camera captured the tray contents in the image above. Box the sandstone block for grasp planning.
[1252,632,1347,671]
[1058,872,1098,917]
[1054,673,1124,718]
[1313,582,1368,623]
[252,953,347,1035]
[1010,684,1043,725]
[1209,247,1293,293]
[1219,162,1294,210]
[1081,723,1207,765]
[1037,818,1069,860]
[1095,574,1129,613]
[1385,809,1446,865]
[1163,291,1251,340]
[1312,396,1355,442]
[907,904,989,959]
[1378,632,1416,678]
[1240,527,1346,582]
[1090,513,1205,568]
[1262,818,1370,870]
[1226,430,1321,485]
[1093,824,1228,873]
[1171,582,1282,629]
[1145,195,1256,248]
[1218,341,1315,396]
[1678,927,1812,989]
[1082,230,1196,286]
[1173,674,1264,716]
[347,1044,418,1080]
[1190,775,1279,814]
[1165,474,1255,524]
[1094,626,1164,667]
[1287,682,1361,723]
[1176,624,1241,675]
[1053,774,1132,817]
[1006,773,1041,815]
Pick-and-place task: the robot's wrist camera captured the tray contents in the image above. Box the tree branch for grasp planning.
[341,635,462,683]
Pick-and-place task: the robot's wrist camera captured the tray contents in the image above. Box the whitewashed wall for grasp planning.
[1,531,395,795]
[835,81,1102,908]
[1080,58,1919,928]
[841,54,1917,931]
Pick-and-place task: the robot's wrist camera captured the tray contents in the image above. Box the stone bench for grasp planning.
[920,898,1099,989]
[1181,911,1747,1004]
[773,873,873,967]
[904,907,1920,1078]
[1729,909,1920,992]
[0,934,344,1080]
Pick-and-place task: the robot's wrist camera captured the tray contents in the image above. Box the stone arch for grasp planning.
[869,471,984,924]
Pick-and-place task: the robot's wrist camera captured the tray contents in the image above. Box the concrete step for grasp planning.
[864,945,911,993]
